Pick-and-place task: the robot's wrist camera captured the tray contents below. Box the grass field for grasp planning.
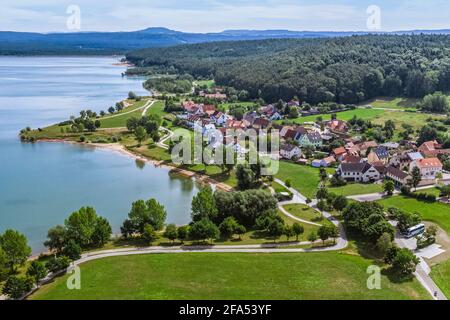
[275,161,333,199]
[219,101,255,112]
[360,97,419,110]
[29,252,429,300]
[430,259,450,298]
[99,100,148,128]
[282,204,330,225]
[280,108,446,133]
[144,100,166,118]
[195,79,215,89]
[377,196,450,234]
[328,183,384,196]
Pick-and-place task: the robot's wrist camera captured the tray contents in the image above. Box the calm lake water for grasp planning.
[0,56,199,253]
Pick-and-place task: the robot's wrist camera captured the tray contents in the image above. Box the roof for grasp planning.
[306,132,322,143]
[183,101,201,113]
[333,147,347,156]
[407,152,424,161]
[187,115,202,122]
[323,156,336,164]
[284,129,298,140]
[372,162,387,174]
[381,142,400,149]
[359,141,378,150]
[342,154,363,164]
[386,166,410,180]
[280,144,299,152]
[415,158,443,168]
[226,120,245,129]
[327,120,348,132]
[374,146,389,159]
[419,140,440,152]
[252,117,270,128]
[340,162,374,174]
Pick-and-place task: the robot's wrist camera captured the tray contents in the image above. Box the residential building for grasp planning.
[342,154,364,164]
[338,162,381,183]
[210,111,229,126]
[368,146,389,164]
[333,147,347,162]
[418,140,450,158]
[298,132,322,148]
[252,118,270,130]
[410,158,443,179]
[326,120,349,134]
[312,156,336,168]
[385,166,411,188]
[280,144,301,160]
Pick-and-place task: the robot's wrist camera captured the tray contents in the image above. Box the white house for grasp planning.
[210,111,229,126]
[338,162,381,183]
[280,144,301,160]
[409,158,443,179]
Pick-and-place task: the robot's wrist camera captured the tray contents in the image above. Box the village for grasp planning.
[171,85,450,204]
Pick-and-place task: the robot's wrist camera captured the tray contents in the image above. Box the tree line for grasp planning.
[127,35,450,105]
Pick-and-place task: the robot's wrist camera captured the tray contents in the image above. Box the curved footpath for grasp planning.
[100,99,154,120]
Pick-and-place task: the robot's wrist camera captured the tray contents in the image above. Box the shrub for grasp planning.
[2,276,34,299]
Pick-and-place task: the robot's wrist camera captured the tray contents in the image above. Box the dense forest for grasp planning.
[127,35,450,104]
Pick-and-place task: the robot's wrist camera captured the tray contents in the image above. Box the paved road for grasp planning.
[141,100,156,117]
[157,127,173,150]
[394,233,447,300]
[347,191,394,202]
[275,178,348,249]
[75,240,348,267]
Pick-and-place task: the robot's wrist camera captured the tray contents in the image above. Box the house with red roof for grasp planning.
[332,147,347,161]
[418,140,450,158]
[409,158,443,179]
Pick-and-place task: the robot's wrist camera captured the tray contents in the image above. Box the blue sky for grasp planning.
[1,0,449,33]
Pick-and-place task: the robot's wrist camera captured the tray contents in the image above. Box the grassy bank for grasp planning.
[430,259,450,298]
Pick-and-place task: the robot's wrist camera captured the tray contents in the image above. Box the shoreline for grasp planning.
[36,138,234,192]
[27,138,233,258]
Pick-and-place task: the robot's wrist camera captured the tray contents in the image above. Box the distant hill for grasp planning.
[2,27,450,55]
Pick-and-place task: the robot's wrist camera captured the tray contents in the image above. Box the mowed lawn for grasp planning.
[377,196,450,234]
[430,259,450,298]
[282,204,329,225]
[281,108,445,133]
[29,252,429,300]
[360,97,419,110]
[285,108,384,124]
[275,161,332,199]
[99,100,148,128]
[328,183,384,196]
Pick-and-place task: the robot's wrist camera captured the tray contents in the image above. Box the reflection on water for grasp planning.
[135,159,146,170]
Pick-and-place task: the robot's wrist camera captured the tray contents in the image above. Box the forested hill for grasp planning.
[0,28,373,55]
[127,35,450,104]
[3,27,450,56]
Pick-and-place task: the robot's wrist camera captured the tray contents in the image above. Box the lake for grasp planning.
[0,56,199,253]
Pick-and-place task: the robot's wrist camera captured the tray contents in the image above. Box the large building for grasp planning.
[337,162,381,183]
[409,158,443,179]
